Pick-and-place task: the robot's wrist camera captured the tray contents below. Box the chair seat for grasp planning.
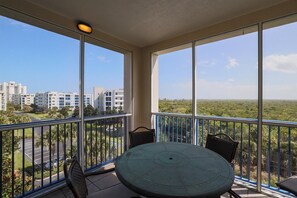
[88,183,139,198]
[276,175,297,196]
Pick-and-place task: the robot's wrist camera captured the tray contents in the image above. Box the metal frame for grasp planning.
[79,34,85,170]
[192,41,197,145]
[257,22,263,192]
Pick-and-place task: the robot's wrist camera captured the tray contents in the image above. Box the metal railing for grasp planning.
[152,112,297,195]
[0,114,130,198]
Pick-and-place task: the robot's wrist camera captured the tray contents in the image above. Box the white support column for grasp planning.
[79,34,85,171]
[192,42,197,145]
[151,53,159,128]
[257,23,263,192]
[124,52,133,148]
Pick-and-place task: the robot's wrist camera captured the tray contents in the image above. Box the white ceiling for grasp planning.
[25,0,286,47]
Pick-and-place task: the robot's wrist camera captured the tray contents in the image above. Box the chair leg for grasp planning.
[228,189,241,198]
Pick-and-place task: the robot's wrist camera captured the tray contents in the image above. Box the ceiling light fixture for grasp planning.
[77,22,92,34]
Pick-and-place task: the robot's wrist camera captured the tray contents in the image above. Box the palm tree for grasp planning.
[35,123,77,164]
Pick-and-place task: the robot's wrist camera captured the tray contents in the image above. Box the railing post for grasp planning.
[155,114,159,142]
[79,34,85,171]
[257,22,263,192]
[124,116,128,151]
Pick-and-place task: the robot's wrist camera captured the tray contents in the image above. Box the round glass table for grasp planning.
[115,142,234,198]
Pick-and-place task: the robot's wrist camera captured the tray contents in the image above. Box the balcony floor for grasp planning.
[42,171,290,198]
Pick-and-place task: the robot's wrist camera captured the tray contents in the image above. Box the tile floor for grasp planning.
[41,171,292,198]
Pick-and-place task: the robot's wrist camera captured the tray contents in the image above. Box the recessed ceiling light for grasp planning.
[77,22,92,34]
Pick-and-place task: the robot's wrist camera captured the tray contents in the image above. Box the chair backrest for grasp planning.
[64,157,88,198]
[129,126,155,148]
[205,133,239,163]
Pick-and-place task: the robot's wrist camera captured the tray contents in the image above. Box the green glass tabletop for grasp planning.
[115,142,234,198]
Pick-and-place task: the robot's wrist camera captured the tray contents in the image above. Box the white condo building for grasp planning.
[93,87,105,111]
[93,87,124,112]
[0,81,27,102]
[11,94,35,109]
[0,91,5,111]
[35,92,92,110]
[0,81,27,110]
[20,94,35,109]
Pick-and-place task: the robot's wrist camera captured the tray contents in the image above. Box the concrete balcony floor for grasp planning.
[42,171,290,198]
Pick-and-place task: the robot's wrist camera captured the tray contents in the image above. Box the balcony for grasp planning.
[0,113,294,197]
[1,0,297,197]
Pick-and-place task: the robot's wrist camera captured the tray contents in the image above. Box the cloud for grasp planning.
[97,55,110,63]
[227,78,235,83]
[264,54,297,73]
[226,57,238,69]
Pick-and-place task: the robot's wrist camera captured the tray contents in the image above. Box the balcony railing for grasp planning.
[152,112,297,196]
[0,114,130,198]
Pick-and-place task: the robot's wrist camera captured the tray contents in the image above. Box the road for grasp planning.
[20,138,66,166]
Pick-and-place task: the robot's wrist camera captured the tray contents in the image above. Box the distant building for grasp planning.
[93,87,105,111]
[93,87,124,112]
[0,81,27,102]
[35,91,93,110]
[105,89,124,112]
[0,81,27,110]
[35,92,46,108]
[20,94,35,109]
[84,94,93,107]
[0,91,6,111]
[11,94,35,109]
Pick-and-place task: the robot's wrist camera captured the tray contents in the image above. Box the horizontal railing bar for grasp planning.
[153,112,297,127]
[0,118,80,131]
[0,113,132,131]
[262,119,297,128]
[152,112,192,118]
[84,113,132,121]
[196,115,257,124]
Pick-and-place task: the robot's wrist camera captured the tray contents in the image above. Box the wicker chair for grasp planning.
[64,157,139,198]
[276,175,297,196]
[129,126,155,148]
[205,133,241,198]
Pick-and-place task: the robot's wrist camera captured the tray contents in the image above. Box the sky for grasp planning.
[0,16,123,94]
[159,20,297,100]
[1,15,297,100]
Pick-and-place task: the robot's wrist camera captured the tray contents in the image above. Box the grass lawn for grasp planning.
[15,128,33,138]
[14,150,32,170]
[26,113,50,120]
